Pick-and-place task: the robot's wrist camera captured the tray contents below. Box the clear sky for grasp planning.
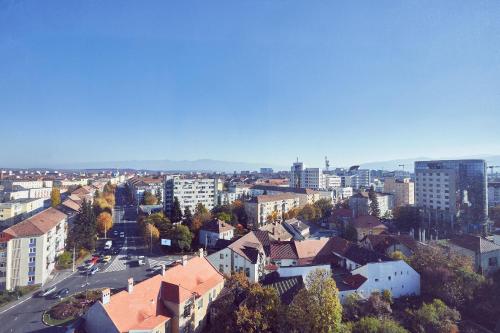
[1,0,499,168]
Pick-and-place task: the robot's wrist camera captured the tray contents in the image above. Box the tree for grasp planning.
[409,245,484,308]
[298,204,320,222]
[183,206,193,228]
[231,200,248,226]
[96,212,113,237]
[408,299,460,333]
[266,210,280,223]
[343,293,363,322]
[142,190,158,205]
[143,223,160,249]
[390,250,407,261]
[94,196,112,215]
[195,202,209,216]
[103,192,115,207]
[235,284,282,333]
[313,198,333,219]
[50,188,61,207]
[155,188,162,203]
[364,291,392,318]
[283,207,300,220]
[288,268,343,333]
[368,186,380,218]
[344,223,358,242]
[173,225,192,251]
[393,206,421,232]
[350,317,409,333]
[70,199,96,250]
[170,197,183,222]
[217,212,232,222]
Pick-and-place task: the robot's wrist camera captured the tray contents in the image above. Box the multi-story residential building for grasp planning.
[245,193,301,227]
[332,187,353,201]
[0,179,45,190]
[0,198,45,227]
[341,175,355,188]
[351,169,371,189]
[414,159,488,232]
[199,219,235,248]
[488,182,500,207]
[53,178,89,187]
[128,176,164,205]
[164,177,218,215]
[227,183,252,198]
[249,185,324,207]
[0,208,67,290]
[384,177,415,208]
[85,253,224,333]
[349,192,394,218]
[217,191,238,206]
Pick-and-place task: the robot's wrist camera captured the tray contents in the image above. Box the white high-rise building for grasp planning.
[164,176,219,214]
[289,162,326,190]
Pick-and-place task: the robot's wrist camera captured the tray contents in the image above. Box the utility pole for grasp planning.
[150,225,153,254]
[72,245,76,272]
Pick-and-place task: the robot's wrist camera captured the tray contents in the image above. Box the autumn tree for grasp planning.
[96,212,113,237]
[142,190,158,205]
[183,206,193,228]
[284,207,300,220]
[288,268,342,333]
[94,196,112,215]
[231,200,248,226]
[69,199,96,250]
[50,187,61,207]
[298,204,320,222]
[409,245,484,308]
[155,188,162,203]
[235,284,283,333]
[143,223,160,249]
[313,198,333,219]
[103,192,115,207]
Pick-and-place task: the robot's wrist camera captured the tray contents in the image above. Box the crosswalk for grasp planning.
[100,239,129,273]
[147,257,174,268]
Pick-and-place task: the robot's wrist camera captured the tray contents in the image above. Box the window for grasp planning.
[245,268,250,277]
[28,276,35,283]
[197,298,203,309]
[220,253,224,259]
[219,265,223,272]
[374,278,379,282]
[388,276,391,281]
[29,238,36,245]
[29,247,36,253]
[29,257,35,263]
[183,300,192,318]
[489,257,498,267]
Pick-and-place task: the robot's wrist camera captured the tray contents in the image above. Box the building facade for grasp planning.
[164,177,219,215]
[0,208,67,291]
[415,159,488,233]
[384,177,415,208]
[245,193,301,227]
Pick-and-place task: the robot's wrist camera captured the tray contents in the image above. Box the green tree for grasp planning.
[342,293,363,322]
[170,197,183,222]
[288,268,342,333]
[173,225,192,251]
[364,291,392,318]
[350,317,409,333]
[50,187,61,207]
[70,199,96,250]
[183,206,193,228]
[217,212,232,222]
[231,200,248,226]
[368,186,380,218]
[407,299,460,333]
[393,206,421,232]
[313,198,333,219]
[195,202,209,216]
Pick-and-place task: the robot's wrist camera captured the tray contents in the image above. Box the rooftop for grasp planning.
[3,208,67,238]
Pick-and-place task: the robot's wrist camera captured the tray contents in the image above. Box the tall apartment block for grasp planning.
[0,208,67,290]
[414,159,488,233]
[164,176,219,215]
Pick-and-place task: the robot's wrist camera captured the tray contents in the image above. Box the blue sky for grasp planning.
[0,0,499,168]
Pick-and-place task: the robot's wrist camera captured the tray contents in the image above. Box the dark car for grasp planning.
[87,266,99,275]
[39,286,57,297]
[52,288,69,299]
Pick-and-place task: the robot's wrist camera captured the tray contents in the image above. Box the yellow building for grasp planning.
[383,177,415,207]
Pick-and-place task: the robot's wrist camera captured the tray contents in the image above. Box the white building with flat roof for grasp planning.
[164,176,219,214]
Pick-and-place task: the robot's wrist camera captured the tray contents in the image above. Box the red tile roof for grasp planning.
[3,208,67,238]
[352,215,387,230]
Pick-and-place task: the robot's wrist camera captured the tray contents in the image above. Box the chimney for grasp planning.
[127,277,134,293]
[102,288,111,305]
[182,255,188,266]
[198,248,204,258]
[161,264,166,276]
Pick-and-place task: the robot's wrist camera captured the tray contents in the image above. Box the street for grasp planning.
[0,186,178,333]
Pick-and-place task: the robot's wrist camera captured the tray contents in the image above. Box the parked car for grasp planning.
[87,266,99,275]
[119,232,125,238]
[113,230,118,235]
[51,288,69,299]
[39,286,57,297]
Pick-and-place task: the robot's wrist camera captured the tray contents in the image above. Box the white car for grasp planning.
[120,232,125,238]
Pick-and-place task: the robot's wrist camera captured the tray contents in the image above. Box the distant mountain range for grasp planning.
[359,155,500,171]
[54,159,287,173]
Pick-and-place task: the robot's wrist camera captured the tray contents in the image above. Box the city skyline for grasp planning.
[1,1,500,167]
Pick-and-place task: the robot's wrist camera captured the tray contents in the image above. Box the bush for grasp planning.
[58,251,73,268]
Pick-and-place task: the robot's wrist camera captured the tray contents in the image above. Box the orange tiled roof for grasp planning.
[3,208,67,237]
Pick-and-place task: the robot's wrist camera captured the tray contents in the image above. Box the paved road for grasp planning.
[0,186,177,333]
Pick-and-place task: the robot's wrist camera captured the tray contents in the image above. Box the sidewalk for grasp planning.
[0,268,77,315]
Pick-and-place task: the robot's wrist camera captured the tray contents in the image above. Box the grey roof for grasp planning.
[449,234,500,253]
